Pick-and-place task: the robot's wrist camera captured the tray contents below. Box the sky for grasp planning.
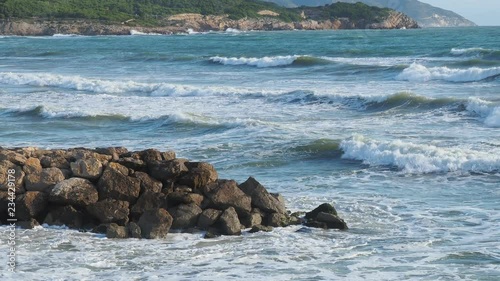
[419,0,500,26]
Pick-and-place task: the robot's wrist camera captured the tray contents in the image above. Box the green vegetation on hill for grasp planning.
[0,0,393,24]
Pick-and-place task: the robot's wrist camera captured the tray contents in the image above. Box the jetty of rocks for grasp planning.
[0,147,347,239]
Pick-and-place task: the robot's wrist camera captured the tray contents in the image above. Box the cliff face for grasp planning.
[0,12,418,36]
[264,0,477,27]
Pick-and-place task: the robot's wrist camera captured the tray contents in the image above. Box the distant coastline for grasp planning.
[0,12,418,36]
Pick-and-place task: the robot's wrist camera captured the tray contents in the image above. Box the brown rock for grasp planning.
[23,157,42,174]
[97,163,141,202]
[0,160,25,193]
[178,162,218,190]
[264,213,289,227]
[148,159,188,182]
[167,191,204,207]
[202,180,251,214]
[240,210,263,228]
[106,223,128,239]
[314,212,348,230]
[134,171,162,194]
[86,199,130,225]
[44,205,84,229]
[239,177,286,214]
[49,178,98,207]
[161,150,176,161]
[25,167,64,192]
[139,149,163,164]
[197,208,222,230]
[249,225,273,233]
[18,218,40,229]
[15,191,48,220]
[217,207,241,235]
[0,150,27,165]
[305,203,337,219]
[70,158,103,180]
[137,208,173,239]
[39,153,70,169]
[117,157,146,171]
[169,203,202,229]
[130,191,163,219]
[128,222,142,238]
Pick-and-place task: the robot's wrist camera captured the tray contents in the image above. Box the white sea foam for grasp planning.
[340,135,500,174]
[210,55,298,67]
[130,29,162,36]
[450,47,495,55]
[225,28,241,33]
[52,34,83,37]
[466,98,500,127]
[396,63,500,82]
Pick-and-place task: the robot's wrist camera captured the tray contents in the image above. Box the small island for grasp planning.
[0,0,418,36]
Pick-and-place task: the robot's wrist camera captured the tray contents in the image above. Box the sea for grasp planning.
[0,27,499,280]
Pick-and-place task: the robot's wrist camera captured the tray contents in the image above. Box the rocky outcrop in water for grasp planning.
[0,147,347,239]
[0,11,417,36]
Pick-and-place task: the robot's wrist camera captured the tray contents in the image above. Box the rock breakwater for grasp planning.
[0,147,347,239]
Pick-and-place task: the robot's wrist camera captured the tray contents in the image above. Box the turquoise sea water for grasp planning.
[1,27,500,280]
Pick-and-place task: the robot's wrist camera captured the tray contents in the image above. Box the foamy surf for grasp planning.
[210,55,299,67]
[396,63,500,82]
[340,135,500,174]
[466,98,500,127]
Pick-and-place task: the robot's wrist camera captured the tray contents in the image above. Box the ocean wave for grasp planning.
[210,55,299,67]
[396,63,500,82]
[451,47,500,58]
[466,98,500,127]
[130,30,162,36]
[340,135,500,174]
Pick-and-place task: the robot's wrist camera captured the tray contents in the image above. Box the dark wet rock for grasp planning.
[137,208,173,239]
[0,191,9,222]
[106,223,128,239]
[95,147,128,160]
[128,222,142,238]
[118,157,146,172]
[249,225,273,233]
[288,214,303,225]
[139,149,163,164]
[169,203,202,229]
[130,191,163,220]
[178,162,218,190]
[18,218,40,229]
[240,209,263,228]
[15,191,48,221]
[0,160,25,193]
[197,208,223,230]
[173,185,192,193]
[239,177,286,214]
[314,212,348,230]
[23,157,42,175]
[40,153,70,169]
[49,178,98,207]
[264,213,289,227]
[305,203,338,219]
[97,163,141,202]
[91,223,110,234]
[204,229,220,239]
[86,199,130,225]
[70,158,103,180]
[44,205,84,229]
[134,171,163,194]
[167,191,204,207]
[202,180,251,214]
[148,159,188,182]
[218,207,241,235]
[25,167,64,192]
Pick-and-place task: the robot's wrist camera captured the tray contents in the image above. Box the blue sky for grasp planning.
[420,0,500,26]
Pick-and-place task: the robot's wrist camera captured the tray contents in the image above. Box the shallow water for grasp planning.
[1,27,499,280]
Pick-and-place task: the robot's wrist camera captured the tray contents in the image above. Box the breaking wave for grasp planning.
[466,98,500,127]
[340,135,500,174]
[396,63,500,82]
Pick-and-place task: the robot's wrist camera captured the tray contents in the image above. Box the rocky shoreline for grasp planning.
[0,147,347,239]
[0,12,418,36]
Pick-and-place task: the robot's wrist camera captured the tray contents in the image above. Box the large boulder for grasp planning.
[128,222,142,238]
[117,157,146,172]
[202,180,251,214]
[169,203,202,229]
[239,177,286,214]
[148,159,188,182]
[139,149,163,164]
[217,207,241,235]
[305,203,337,219]
[130,191,164,219]
[134,172,162,194]
[106,223,128,239]
[25,167,64,192]
[167,191,204,207]
[178,162,218,190]
[49,178,98,207]
[15,191,48,221]
[97,163,141,202]
[39,152,70,169]
[197,208,222,230]
[240,209,263,228]
[0,160,25,193]
[23,157,42,175]
[70,158,103,180]
[86,199,130,225]
[304,203,347,230]
[0,150,27,165]
[43,205,84,229]
[137,208,173,239]
[264,213,289,227]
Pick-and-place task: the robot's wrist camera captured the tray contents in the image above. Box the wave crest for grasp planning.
[396,63,500,82]
[340,135,500,174]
